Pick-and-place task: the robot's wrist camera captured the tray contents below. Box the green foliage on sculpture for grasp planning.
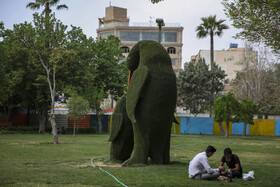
[109,96,133,163]
[124,40,177,166]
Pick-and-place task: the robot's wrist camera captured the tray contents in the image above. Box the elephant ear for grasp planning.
[126,66,149,124]
[109,97,126,141]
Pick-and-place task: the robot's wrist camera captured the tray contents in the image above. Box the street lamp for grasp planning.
[156,18,165,43]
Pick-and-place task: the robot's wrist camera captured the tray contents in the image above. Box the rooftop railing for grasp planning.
[99,22,181,28]
[132,22,181,27]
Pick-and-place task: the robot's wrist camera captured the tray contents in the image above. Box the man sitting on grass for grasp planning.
[219,148,243,178]
[188,145,220,180]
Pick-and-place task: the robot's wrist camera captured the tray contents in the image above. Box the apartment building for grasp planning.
[190,44,258,82]
[97,6,184,75]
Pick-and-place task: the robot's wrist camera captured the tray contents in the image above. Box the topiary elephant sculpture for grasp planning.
[109,40,177,165]
[109,96,134,163]
[123,40,177,166]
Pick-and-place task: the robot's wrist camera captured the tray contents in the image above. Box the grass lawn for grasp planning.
[0,134,279,186]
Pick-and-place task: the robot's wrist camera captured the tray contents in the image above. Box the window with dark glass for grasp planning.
[167,47,176,54]
[122,46,130,53]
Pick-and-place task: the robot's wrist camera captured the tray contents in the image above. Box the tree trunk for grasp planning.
[209,32,214,117]
[218,122,225,136]
[27,107,30,126]
[35,101,48,133]
[111,94,114,109]
[38,115,46,133]
[96,111,102,134]
[225,121,229,138]
[50,92,58,144]
[210,32,214,70]
[7,104,13,126]
[242,123,247,137]
[50,112,58,144]
[3,104,7,115]
[73,120,76,136]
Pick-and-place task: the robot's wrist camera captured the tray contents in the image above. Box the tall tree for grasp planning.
[65,31,128,133]
[231,45,279,117]
[0,22,36,125]
[46,46,75,142]
[214,92,241,138]
[26,0,68,17]
[82,36,127,133]
[177,58,227,116]
[18,13,73,142]
[196,15,229,70]
[0,23,9,108]
[223,0,280,54]
[177,59,211,116]
[196,15,229,116]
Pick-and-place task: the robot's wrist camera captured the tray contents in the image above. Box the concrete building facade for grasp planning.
[190,45,258,82]
[97,6,184,75]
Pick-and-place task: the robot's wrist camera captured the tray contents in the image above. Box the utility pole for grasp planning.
[156,18,165,43]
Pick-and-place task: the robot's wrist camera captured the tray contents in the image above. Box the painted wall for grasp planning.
[68,115,90,128]
[181,117,213,134]
[249,119,275,136]
[232,122,249,135]
[90,115,109,132]
[275,119,280,136]
[2,112,279,136]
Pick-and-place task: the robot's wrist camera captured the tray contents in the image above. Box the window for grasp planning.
[100,32,114,39]
[120,32,140,41]
[171,59,176,65]
[122,46,130,53]
[165,32,177,42]
[142,32,158,41]
[120,31,177,42]
[167,47,176,54]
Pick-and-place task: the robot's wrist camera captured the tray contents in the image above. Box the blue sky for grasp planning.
[0,0,243,67]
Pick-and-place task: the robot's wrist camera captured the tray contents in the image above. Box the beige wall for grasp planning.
[191,48,258,81]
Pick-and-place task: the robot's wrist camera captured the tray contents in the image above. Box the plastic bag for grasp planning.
[243,171,254,180]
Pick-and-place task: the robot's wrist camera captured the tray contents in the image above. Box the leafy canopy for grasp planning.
[214,92,241,123]
[238,99,259,125]
[67,94,90,121]
[223,0,280,54]
[196,15,229,39]
[177,59,227,115]
[26,0,68,16]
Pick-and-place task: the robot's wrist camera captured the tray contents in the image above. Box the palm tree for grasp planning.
[196,15,229,70]
[26,0,68,17]
[196,15,228,117]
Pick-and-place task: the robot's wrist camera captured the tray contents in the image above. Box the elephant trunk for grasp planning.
[128,70,133,85]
